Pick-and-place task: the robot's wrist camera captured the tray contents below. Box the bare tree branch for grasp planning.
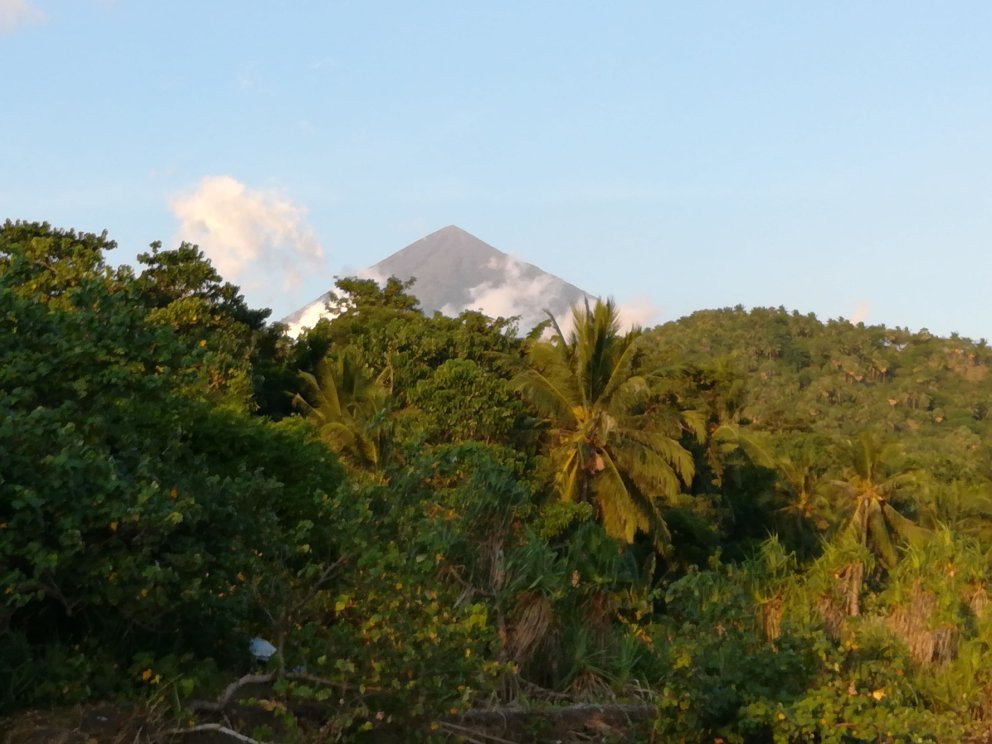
[189,673,275,713]
[188,667,380,715]
[160,722,270,743]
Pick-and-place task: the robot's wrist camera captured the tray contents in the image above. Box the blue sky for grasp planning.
[2,1,990,338]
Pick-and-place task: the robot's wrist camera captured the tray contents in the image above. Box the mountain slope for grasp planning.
[283,225,592,334]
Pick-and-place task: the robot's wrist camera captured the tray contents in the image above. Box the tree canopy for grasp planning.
[6,220,992,742]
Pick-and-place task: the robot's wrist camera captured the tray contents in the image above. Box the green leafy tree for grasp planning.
[514,299,701,546]
[408,358,529,446]
[307,276,521,391]
[0,272,346,709]
[0,220,129,306]
[136,241,290,412]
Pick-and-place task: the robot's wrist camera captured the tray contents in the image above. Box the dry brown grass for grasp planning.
[887,580,959,665]
[508,591,554,667]
[968,583,989,618]
[758,594,784,643]
[816,560,865,639]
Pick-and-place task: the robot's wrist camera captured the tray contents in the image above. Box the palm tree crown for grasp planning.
[292,350,392,472]
[831,431,926,569]
[514,299,701,546]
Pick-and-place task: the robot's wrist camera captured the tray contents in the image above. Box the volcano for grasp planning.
[282,225,592,334]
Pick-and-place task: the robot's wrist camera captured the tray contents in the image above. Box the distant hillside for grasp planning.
[282,225,592,334]
[644,306,992,480]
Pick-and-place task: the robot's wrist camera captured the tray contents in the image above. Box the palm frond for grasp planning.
[293,351,393,471]
[615,428,695,486]
[512,368,578,426]
[557,449,582,503]
[290,390,323,422]
[593,450,646,544]
[867,499,899,569]
[599,335,640,404]
[679,409,707,444]
[545,308,571,351]
[610,375,652,413]
[882,503,930,546]
[313,361,343,417]
[318,420,357,452]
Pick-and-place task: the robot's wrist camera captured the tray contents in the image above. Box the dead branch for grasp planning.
[160,723,270,743]
[517,677,576,702]
[438,720,520,744]
[189,673,275,713]
[188,668,380,715]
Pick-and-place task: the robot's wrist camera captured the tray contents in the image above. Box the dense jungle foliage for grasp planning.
[3,221,992,742]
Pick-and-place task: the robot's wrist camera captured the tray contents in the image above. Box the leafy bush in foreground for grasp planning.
[0,277,345,710]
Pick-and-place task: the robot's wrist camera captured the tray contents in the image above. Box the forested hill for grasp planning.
[638,307,992,567]
[649,306,991,472]
[6,221,992,742]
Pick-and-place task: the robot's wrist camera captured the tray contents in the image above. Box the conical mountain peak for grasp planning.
[371,225,508,288]
[428,224,496,247]
[282,226,592,335]
[433,224,474,238]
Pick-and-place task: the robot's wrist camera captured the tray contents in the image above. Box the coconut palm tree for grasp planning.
[832,431,927,567]
[513,299,702,546]
[292,350,392,471]
[827,430,929,615]
[718,428,829,553]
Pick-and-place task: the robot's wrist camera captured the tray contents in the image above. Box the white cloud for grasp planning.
[440,254,571,332]
[616,296,662,330]
[850,300,871,324]
[0,0,46,32]
[438,254,654,337]
[284,296,332,337]
[356,265,386,284]
[284,267,396,337]
[170,175,324,300]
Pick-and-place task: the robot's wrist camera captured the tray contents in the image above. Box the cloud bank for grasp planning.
[437,254,658,336]
[171,175,324,301]
[0,0,45,32]
[440,254,565,331]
